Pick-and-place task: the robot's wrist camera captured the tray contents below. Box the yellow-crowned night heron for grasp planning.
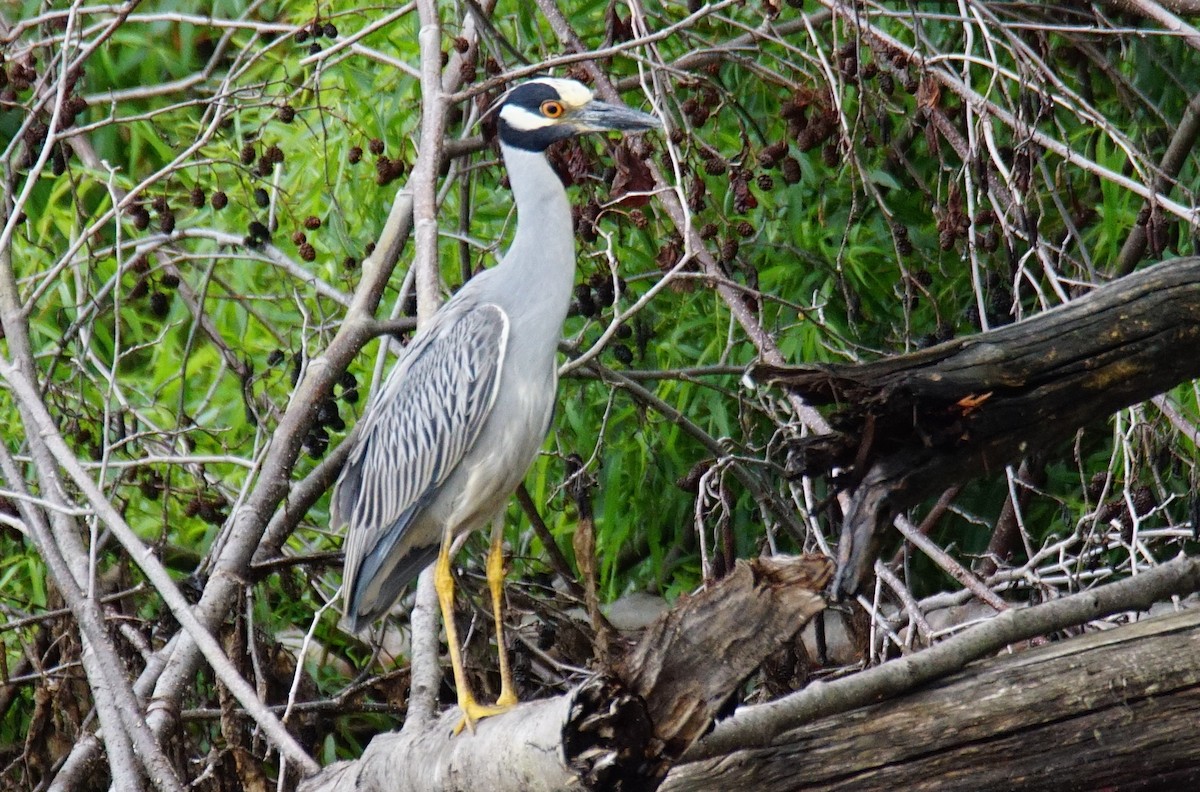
[333,77,659,730]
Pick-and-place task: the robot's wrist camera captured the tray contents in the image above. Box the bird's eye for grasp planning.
[541,100,565,118]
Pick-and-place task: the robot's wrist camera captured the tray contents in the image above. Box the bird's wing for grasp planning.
[333,301,509,586]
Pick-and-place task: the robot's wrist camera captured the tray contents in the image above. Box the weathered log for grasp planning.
[752,257,1200,596]
[662,604,1200,792]
[298,555,831,792]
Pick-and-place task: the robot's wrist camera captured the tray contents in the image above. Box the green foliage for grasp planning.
[3,0,1200,784]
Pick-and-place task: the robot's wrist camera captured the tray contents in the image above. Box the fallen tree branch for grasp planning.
[666,566,1200,790]
[298,555,831,791]
[752,257,1200,595]
[681,553,1200,765]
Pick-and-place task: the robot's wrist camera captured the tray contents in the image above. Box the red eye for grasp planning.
[541,100,565,118]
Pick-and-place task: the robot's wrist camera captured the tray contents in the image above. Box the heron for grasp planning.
[332,77,660,731]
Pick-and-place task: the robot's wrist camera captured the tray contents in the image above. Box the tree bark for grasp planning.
[662,605,1200,792]
[751,257,1200,596]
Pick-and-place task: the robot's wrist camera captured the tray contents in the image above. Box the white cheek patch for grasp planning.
[500,103,554,131]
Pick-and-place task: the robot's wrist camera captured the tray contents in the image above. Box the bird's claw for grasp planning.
[451,698,515,736]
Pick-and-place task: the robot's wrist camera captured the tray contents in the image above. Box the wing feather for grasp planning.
[334,301,509,611]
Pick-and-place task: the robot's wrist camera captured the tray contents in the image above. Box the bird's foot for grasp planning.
[452,695,517,736]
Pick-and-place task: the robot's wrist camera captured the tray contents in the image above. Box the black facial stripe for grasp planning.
[497,116,576,152]
[502,82,562,113]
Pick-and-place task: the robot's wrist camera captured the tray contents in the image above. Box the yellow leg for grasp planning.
[434,524,514,735]
[487,518,518,709]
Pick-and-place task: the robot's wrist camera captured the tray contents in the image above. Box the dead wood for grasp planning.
[298,555,831,792]
[751,257,1200,596]
[662,603,1200,792]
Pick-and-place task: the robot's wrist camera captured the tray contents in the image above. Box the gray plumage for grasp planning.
[333,77,660,633]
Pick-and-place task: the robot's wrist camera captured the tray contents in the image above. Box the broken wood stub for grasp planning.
[752,257,1200,596]
[614,554,832,783]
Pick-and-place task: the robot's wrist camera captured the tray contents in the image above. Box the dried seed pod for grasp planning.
[298,242,316,262]
[277,104,296,123]
[152,195,169,213]
[323,22,338,38]
[731,178,757,213]
[161,272,180,289]
[879,72,894,95]
[189,186,205,207]
[702,156,726,176]
[758,141,788,168]
[131,206,151,230]
[240,144,256,165]
[687,177,707,213]
[290,352,303,386]
[938,227,956,250]
[736,220,754,238]
[159,210,176,234]
[295,28,309,43]
[317,399,339,426]
[248,220,270,240]
[757,173,774,191]
[629,209,647,228]
[343,255,358,270]
[822,143,839,168]
[348,145,363,164]
[780,156,801,184]
[130,254,151,274]
[303,215,321,230]
[211,191,228,210]
[253,187,270,207]
[292,231,307,245]
[304,427,329,457]
[1087,472,1110,500]
[1132,486,1156,517]
[720,237,738,262]
[573,282,597,318]
[453,36,470,53]
[593,276,615,306]
[368,138,385,155]
[612,344,634,365]
[264,144,284,164]
[149,291,170,318]
[699,222,718,240]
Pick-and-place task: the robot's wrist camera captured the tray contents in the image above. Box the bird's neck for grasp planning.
[498,143,575,297]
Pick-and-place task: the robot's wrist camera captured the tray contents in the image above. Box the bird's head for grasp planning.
[495,77,661,152]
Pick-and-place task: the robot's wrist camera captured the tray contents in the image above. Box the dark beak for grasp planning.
[573,99,662,133]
